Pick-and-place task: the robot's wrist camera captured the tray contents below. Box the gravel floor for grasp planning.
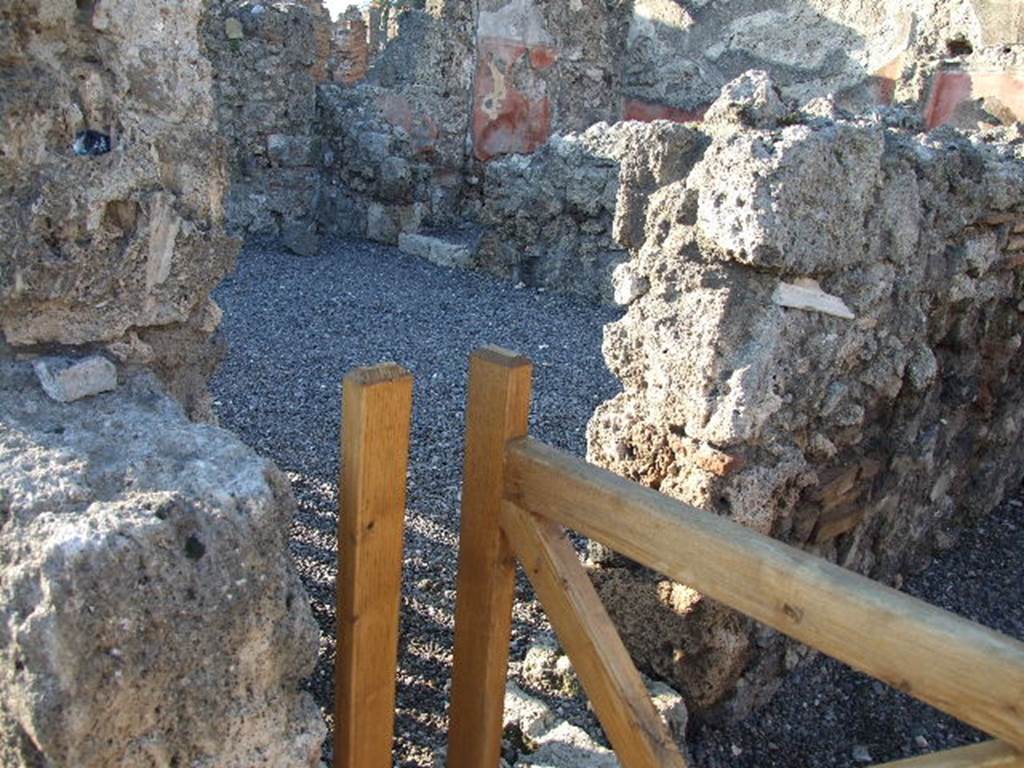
[212,237,1023,768]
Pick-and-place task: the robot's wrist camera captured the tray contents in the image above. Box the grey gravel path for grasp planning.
[690,495,1024,767]
[211,237,1023,768]
[211,237,621,766]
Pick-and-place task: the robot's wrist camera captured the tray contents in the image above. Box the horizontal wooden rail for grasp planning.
[875,741,1024,767]
[504,438,1024,751]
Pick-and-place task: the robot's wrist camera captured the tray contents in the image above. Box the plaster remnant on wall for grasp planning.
[478,0,555,47]
[773,279,856,321]
[147,194,182,290]
[473,0,558,161]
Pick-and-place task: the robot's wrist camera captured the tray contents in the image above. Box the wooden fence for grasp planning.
[335,348,1024,768]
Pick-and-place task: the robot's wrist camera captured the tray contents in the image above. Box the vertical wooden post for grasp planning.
[335,363,414,768]
[447,347,533,768]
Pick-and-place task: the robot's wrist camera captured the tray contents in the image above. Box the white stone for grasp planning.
[646,679,689,742]
[517,721,619,767]
[225,17,244,39]
[772,279,855,320]
[612,263,649,305]
[504,683,558,744]
[33,356,117,403]
[398,233,475,269]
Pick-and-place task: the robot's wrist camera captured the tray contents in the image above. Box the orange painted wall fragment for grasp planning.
[623,99,708,124]
[925,69,1024,129]
[472,38,556,161]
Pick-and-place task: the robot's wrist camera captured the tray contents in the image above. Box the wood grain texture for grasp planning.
[335,363,414,768]
[447,347,533,768]
[505,438,1024,750]
[875,741,1024,767]
[501,502,687,768]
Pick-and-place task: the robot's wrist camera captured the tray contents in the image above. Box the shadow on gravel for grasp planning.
[211,237,621,767]
[212,237,1024,768]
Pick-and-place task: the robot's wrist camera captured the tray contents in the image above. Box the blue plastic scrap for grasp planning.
[73,129,111,156]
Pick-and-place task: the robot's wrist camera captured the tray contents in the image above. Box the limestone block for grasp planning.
[398,232,475,268]
[516,722,619,768]
[504,679,687,767]
[504,683,557,744]
[647,679,689,743]
[33,356,117,403]
[612,263,649,305]
[367,202,422,244]
[0,361,325,767]
[587,73,1024,718]
[772,279,855,320]
[703,69,789,129]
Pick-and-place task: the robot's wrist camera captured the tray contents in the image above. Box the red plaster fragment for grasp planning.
[529,46,557,71]
[623,99,709,124]
[472,37,554,161]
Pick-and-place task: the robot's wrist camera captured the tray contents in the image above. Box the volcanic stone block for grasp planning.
[33,356,117,403]
[0,361,326,767]
[586,74,1024,718]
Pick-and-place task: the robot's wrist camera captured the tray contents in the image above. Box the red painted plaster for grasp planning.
[623,99,708,124]
[472,38,554,161]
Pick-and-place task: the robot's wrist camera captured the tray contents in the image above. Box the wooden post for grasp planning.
[447,347,533,768]
[335,363,414,768]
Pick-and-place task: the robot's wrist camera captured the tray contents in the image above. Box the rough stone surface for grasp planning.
[585,77,1024,719]
[478,120,704,301]
[318,82,459,240]
[33,356,117,403]
[501,676,688,767]
[624,0,1024,127]
[398,232,476,268]
[330,6,370,85]
[0,0,239,417]
[0,361,325,767]
[202,0,329,251]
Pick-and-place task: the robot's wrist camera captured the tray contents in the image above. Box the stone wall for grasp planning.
[0,0,239,420]
[0,1,326,764]
[625,0,1024,129]
[316,5,480,242]
[582,74,1024,718]
[202,0,331,256]
[477,120,703,301]
[317,82,464,242]
[314,0,636,242]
